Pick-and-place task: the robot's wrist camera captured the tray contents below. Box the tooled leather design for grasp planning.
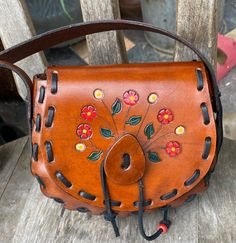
[31,62,216,214]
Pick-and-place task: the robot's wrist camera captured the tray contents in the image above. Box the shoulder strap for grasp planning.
[0,19,222,154]
[0,20,215,78]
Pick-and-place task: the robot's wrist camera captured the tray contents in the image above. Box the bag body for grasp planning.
[32,61,217,214]
[0,20,223,240]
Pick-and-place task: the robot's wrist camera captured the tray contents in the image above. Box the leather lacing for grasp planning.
[100,160,171,241]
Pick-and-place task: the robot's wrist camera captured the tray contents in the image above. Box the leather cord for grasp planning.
[100,160,120,237]
[0,60,32,121]
[138,180,171,241]
[0,60,33,166]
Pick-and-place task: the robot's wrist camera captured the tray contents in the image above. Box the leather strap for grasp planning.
[0,19,222,154]
[0,20,218,68]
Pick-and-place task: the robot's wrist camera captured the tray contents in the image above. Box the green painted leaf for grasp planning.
[144,123,155,140]
[148,151,161,163]
[125,116,142,126]
[100,128,114,138]
[112,98,122,116]
[87,151,103,161]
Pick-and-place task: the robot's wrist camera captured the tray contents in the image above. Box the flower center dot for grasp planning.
[171,147,176,152]
[83,129,87,134]
[129,96,135,101]
[164,114,169,119]
[87,112,91,116]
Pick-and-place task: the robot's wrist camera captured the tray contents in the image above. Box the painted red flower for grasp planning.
[77,124,93,140]
[158,109,174,124]
[81,105,97,121]
[123,90,139,106]
[165,141,181,157]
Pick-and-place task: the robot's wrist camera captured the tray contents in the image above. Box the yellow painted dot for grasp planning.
[148,93,158,104]
[175,126,185,135]
[82,129,87,134]
[129,96,135,101]
[75,143,86,152]
[164,114,169,119]
[94,89,104,99]
[87,112,91,116]
[171,147,176,152]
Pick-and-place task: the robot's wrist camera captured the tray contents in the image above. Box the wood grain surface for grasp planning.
[80,0,127,65]
[0,0,46,100]
[0,137,28,196]
[174,0,218,69]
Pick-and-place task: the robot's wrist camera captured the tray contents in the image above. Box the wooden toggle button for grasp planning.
[104,134,146,185]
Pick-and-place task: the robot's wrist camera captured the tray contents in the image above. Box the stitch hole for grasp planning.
[35,175,46,189]
[202,137,212,160]
[77,207,90,213]
[45,141,54,162]
[184,194,197,204]
[55,171,72,188]
[133,199,152,207]
[52,198,64,204]
[51,71,58,94]
[35,114,41,132]
[196,68,204,91]
[38,86,45,104]
[201,103,210,125]
[184,170,201,186]
[79,191,96,201]
[103,200,121,207]
[45,106,55,128]
[32,143,39,161]
[160,189,178,201]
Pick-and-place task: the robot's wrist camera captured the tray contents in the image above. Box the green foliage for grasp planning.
[144,123,155,140]
[148,151,161,162]
[112,99,122,116]
[100,128,114,138]
[87,151,103,161]
[125,116,142,126]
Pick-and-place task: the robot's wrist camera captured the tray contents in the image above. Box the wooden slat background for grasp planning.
[174,0,218,68]
[0,0,46,100]
[80,0,127,65]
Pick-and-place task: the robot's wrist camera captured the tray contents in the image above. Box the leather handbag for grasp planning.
[0,20,223,241]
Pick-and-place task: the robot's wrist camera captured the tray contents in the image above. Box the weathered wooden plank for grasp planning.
[174,0,219,68]
[0,0,46,100]
[198,138,236,243]
[80,0,128,65]
[0,136,33,243]
[0,136,28,196]
[12,184,198,243]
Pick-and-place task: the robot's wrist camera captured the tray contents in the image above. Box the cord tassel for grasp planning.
[138,179,171,241]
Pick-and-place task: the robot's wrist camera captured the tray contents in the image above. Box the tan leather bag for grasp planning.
[0,20,223,241]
